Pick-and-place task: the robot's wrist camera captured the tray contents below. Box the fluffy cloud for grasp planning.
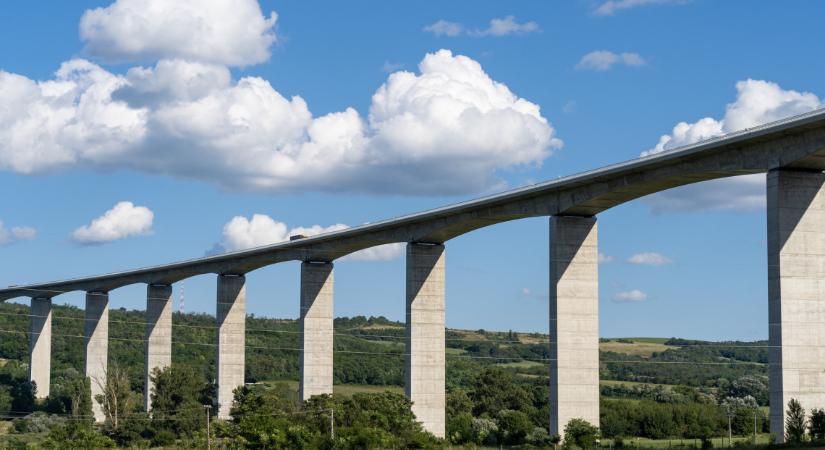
[594,0,688,16]
[79,0,277,66]
[0,221,36,245]
[576,51,646,71]
[424,16,539,37]
[627,252,672,266]
[217,214,404,261]
[0,50,558,196]
[614,289,648,302]
[598,253,614,264]
[71,201,154,244]
[642,79,823,212]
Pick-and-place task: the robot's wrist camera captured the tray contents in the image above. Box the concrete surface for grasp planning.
[145,284,173,411]
[549,216,599,438]
[29,297,51,399]
[405,243,446,438]
[85,291,109,423]
[300,262,334,401]
[216,274,246,419]
[767,169,825,442]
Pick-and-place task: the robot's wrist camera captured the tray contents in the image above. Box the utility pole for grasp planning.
[204,404,212,450]
[727,411,734,447]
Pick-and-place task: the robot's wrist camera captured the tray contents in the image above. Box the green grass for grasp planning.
[602,433,772,448]
[257,380,403,397]
[601,379,676,390]
[496,360,545,369]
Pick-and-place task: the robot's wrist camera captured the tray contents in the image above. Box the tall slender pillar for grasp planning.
[549,216,599,438]
[29,297,52,399]
[145,284,173,412]
[85,291,109,423]
[767,169,825,442]
[216,274,245,419]
[405,243,445,438]
[300,262,334,401]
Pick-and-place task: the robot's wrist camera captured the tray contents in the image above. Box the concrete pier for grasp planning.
[767,169,825,442]
[405,243,445,438]
[299,262,334,401]
[85,291,109,423]
[29,297,52,399]
[145,284,173,411]
[216,274,246,419]
[549,216,599,437]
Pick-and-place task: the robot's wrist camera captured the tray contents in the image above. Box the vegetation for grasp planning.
[0,302,814,449]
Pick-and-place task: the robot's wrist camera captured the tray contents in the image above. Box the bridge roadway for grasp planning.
[5,108,825,439]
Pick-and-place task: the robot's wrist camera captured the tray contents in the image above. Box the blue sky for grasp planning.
[1,0,823,340]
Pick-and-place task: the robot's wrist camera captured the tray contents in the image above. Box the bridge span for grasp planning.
[5,109,825,439]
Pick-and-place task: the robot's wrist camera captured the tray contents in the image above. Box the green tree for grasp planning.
[497,409,532,445]
[95,363,139,430]
[150,366,207,438]
[810,408,825,442]
[786,398,807,443]
[564,418,600,450]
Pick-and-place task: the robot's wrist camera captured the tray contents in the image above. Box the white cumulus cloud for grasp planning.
[217,214,404,261]
[614,289,648,302]
[0,50,559,196]
[627,252,672,266]
[598,253,614,264]
[576,51,646,71]
[594,0,688,16]
[0,221,36,245]
[79,0,278,66]
[642,79,823,213]
[71,201,154,244]
[423,20,464,37]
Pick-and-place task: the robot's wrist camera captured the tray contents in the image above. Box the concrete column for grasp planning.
[29,297,52,399]
[405,243,445,438]
[85,291,109,423]
[216,274,245,419]
[767,169,825,442]
[549,216,599,438]
[300,262,334,401]
[145,284,173,412]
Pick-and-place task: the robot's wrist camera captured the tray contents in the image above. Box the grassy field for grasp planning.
[600,338,675,358]
[602,434,772,448]
[259,380,403,397]
[600,379,676,390]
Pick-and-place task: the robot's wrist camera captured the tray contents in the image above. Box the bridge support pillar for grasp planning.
[405,243,445,438]
[85,291,109,423]
[145,284,173,412]
[300,262,334,401]
[29,297,52,399]
[768,169,825,442]
[549,216,599,438]
[216,274,245,419]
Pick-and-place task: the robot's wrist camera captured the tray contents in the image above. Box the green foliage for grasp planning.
[564,418,600,450]
[44,369,93,419]
[600,399,726,440]
[786,398,807,443]
[497,409,532,445]
[810,408,825,442]
[150,365,208,438]
[42,421,116,449]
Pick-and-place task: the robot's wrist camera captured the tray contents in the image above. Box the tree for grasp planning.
[150,366,207,438]
[95,363,139,430]
[564,418,600,450]
[785,398,807,443]
[810,408,825,442]
[497,409,532,445]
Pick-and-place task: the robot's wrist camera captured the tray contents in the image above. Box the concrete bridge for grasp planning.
[5,108,825,440]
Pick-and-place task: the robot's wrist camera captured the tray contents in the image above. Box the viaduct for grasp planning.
[4,109,825,441]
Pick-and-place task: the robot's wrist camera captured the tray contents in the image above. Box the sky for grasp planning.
[1,0,824,340]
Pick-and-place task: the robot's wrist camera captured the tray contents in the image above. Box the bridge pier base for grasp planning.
[145,284,173,412]
[768,169,825,442]
[300,262,334,401]
[29,297,52,399]
[549,216,599,438]
[405,243,446,438]
[216,274,246,419]
[85,291,109,423]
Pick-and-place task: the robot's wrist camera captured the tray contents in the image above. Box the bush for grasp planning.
[564,418,599,450]
[497,409,532,445]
